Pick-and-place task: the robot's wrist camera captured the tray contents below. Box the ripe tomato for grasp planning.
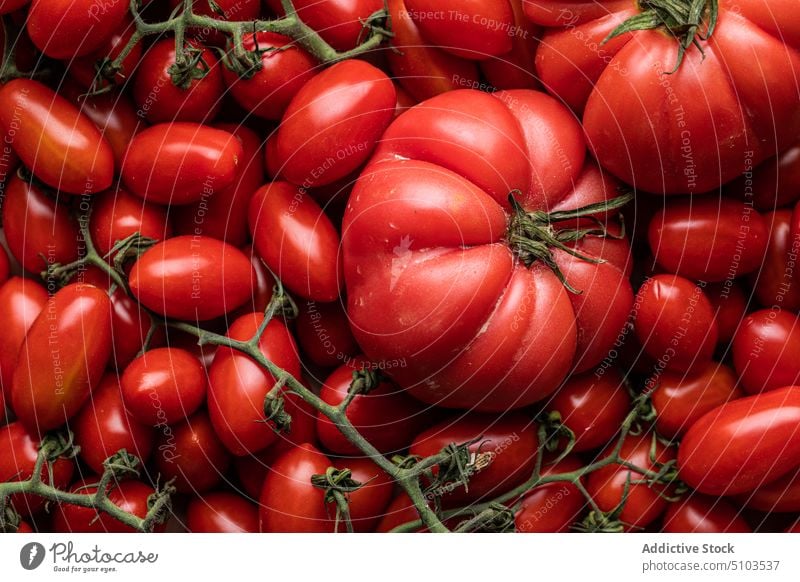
[187,492,259,533]
[238,245,273,315]
[649,362,743,439]
[69,17,143,89]
[547,370,630,452]
[515,456,585,533]
[743,465,800,513]
[678,386,800,495]
[121,347,206,426]
[750,210,800,311]
[108,287,160,370]
[12,284,112,432]
[0,80,114,195]
[732,309,800,393]
[662,495,750,533]
[121,123,243,205]
[633,275,718,373]
[0,245,8,284]
[0,278,47,398]
[294,300,359,368]
[73,374,155,475]
[249,182,342,302]
[726,143,800,210]
[90,188,173,259]
[51,479,160,533]
[128,235,255,320]
[0,422,75,516]
[480,0,540,89]
[207,312,303,455]
[704,281,747,344]
[335,457,395,533]
[587,433,676,530]
[273,60,396,188]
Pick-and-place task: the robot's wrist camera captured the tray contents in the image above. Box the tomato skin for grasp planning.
[744,465,800,512]
[122,123,243,205]
[704,282,747,344]
[336,457,395,533]
[187,492,259,533]
[51,480,159,533]
[73,374,155,475]
[120,347,206,426]
[109,288,158,371]
[480,0,540,89]
[274,60,396,188]
[26,0,128,59]
[649,198,769,282]
[662,495,751,533]
[650,362,743,439]
[678,386,800,496]
[0,80,114,195]
[633,275,719,373]
[129,235,256,320]
[515,456,584,533]
[12,284,113,432]
[208,312,303,456]
[249,182,343,302]
[0,278,48,398]
[295,300,359,368]
[751,210,800,311]
[732,309,800,393]
[0,422,75,516]
[69,18,143,88]
[547,370,630,453]
[259,443,335,532]
[727,144,800,210]
[90,189,173,259]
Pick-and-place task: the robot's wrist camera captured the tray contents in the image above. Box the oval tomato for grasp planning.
[662,495,750,533]
[743,465,800,513]
[335,457,395,533]
[187,492,259,533]
[109,288,159,370]
[704,281,747,343]
[90,188,173,259]
[515,456,585,533]
[0,278,48,398]
[750,209,800,311]
[51,480,160,533]
[732,309,800,393]
[294,300,359,368]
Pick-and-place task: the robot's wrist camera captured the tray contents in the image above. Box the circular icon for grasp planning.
[20,542,46,570]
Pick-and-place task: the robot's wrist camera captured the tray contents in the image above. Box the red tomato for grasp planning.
[128,235,256,320]
[480,0,540,89]
[26,0,128,59]
[0,0,28,15]
[90,189,173,258]
[662,495,751,533]
[317,358,428,455]
[704,281,747,343]
[249,182,342,302]
[678,386,800,496]
[515,456,585,533]
[121,123,243,205]
[0,278,47,398]
[223,32,317,120]
[51,479,160,533]
[750,210,800,311]
[649,197,769,281]
[12,284,112,432]
[109,288,159,370]
[732,309,800,393]
[726,143,800,210]
[633,275,718,373]
[587,433,676,530]
[133,39,223,123]
[547,370,630,452]
[187,492,259,533]
[273,60,396,187]
[409,413,538,506]
[121,347,206,426]
[0,422,75,516]
[238,245,273,316]
[69,17,143,88]
[744,465,800,513]
[335,457,395,533]
[0,245,9,284]
[73,374,155,475]
[207,312,303,455]
[295,300,359,368]
[0,80,114,195]
[649,362,743,439]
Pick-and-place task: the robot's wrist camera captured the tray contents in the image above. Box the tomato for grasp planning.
[744,465,800,512]
[0,80,114,195]
[662,495,750,533]
[12,284,112,432]
[0,422,75,516]
[69,18,143,88]
[344,88,632,411]
[678,386,800,495]
[133,39,223,123]
[515,456,584,533]
[273,60,395,188]
[409,413,538,506]
[170,0,261,46]
[259,443,336,532]
[374,493,426,532]
[317,358,428,455]
[208,312,303,455]
[90,189,173,258]
[26,0,128,59]
[109,288,160,370]
[129,235,255,320]
[726,144,800,210]
[649,362,743,439]
[633,275,718,373]
[732,309,800,393]
[295,300,359,368]
[528,1,800,194]
[238,245,273,316]
[121,347,206,426]
[174,123,264,247]
[0,0,28,15]
[153,410,230,493]
[222,32,317,120]
[249,182,342,302]
[480,0,540,89]
[0,246,9,284]
[187,492,259,533]
[546,370,630,453]
[750,210,800,311]
[51,479,160,533]
[121,123,243,205]
[335,457,395,533]
[649,197,769,282]
[73,374,155,475]
[704,282,747,344]
[0,278,47,398]
[587,433,676,530]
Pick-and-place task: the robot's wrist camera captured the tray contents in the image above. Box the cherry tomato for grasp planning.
[69,17,143,88]
[662,495,751,533]
[0,277,48,398]
[295,300,359,368]
[12,284,112,432]
[751,209,800,311]
[732,309,800,393]
[515,456,585,533]
[704,281,748,344]
[51,479,160,533]
[90,189,173,259]
[0,79,114,194]
[109,287,160,370]
[744,465,800,513]
[678,386,800,496]
[129,235,256,320]
[187,492,259,533]
[335,457,395,533]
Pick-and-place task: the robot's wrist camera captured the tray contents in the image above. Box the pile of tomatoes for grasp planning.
[1,0,800,534]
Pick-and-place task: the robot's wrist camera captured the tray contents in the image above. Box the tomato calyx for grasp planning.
[263,382,293,434]
[0,505,23,533]
[168,45,214,89]
[535,411,577,462]
[311,467,365,533]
